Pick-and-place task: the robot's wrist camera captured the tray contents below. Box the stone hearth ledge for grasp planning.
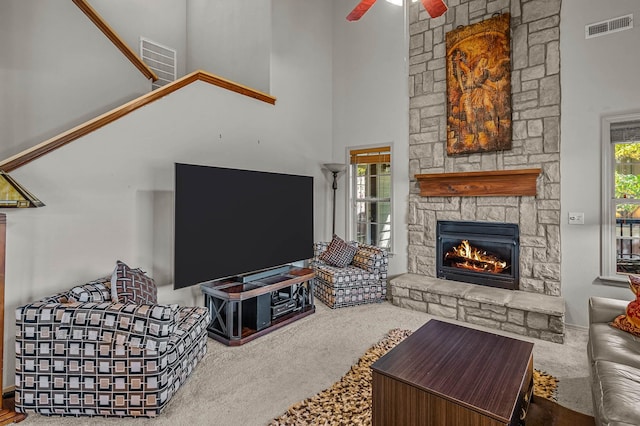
[390,274,565,343]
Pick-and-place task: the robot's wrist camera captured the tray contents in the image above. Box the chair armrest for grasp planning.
[589,296,629,324]
[16,301,180,353]
[352,243,389,275]
[313,242,329,261]
[165,306,210,363]
[38,290,73,304]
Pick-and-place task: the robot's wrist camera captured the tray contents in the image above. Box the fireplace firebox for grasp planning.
[436,221,519,290]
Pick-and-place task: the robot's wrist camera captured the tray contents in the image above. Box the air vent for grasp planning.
[140,37,177,90]
[585,14,633,39]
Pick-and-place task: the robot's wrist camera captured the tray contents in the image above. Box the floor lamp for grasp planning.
[323,163,347,236]
[0,171,44,424]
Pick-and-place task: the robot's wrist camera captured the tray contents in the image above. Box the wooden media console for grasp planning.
[200,266,315,346]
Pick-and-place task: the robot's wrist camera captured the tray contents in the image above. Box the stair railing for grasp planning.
[0,71,276,173]
[72,0,158,82]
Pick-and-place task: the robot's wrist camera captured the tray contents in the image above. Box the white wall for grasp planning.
[187,0,271,93]
[3,0,332,388]
[331,0,409,276]
[91,0,188,79]
[0,0,151,161]
[93,0,270,92]
[561,0,640,325]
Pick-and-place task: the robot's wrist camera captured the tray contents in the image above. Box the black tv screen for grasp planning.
[174,163,314,289]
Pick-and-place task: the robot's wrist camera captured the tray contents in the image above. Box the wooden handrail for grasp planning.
[72,0,158,81]
[0,70,276,173]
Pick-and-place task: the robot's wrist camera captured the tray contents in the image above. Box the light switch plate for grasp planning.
[568,212,584,225]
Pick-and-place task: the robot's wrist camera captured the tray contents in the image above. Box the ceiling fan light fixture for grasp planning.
[346,0,447,21]
[346,0,377,21]
[421,0,448,18]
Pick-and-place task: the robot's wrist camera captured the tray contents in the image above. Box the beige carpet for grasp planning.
[270,328,412,426]
[18,301,592,425]
[269,328,559,425]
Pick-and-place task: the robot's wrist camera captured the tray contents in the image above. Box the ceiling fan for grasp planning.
[346,0,448,21]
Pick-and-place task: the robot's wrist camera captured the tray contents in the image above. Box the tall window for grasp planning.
[602,113,640,279]
[349,146,392,249]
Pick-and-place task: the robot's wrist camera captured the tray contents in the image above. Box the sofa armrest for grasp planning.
[352,243,389,275]
[589,296,629,324]
[165,306,210,365]
[16,301,180,353]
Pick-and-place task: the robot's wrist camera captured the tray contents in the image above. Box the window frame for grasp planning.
[601,111,640,283]
[347,144,394,252]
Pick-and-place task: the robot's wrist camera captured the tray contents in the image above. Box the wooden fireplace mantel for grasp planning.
[415,168,541,197]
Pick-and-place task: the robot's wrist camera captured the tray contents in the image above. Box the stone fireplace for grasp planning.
[390,0,564,343]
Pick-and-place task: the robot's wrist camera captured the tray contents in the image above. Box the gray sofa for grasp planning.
[588,296,640,426]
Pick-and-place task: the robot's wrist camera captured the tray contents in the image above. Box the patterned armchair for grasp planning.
[312,237,388,308]
[14,263,210,418]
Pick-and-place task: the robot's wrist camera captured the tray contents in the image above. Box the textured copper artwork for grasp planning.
[446,13,511,155]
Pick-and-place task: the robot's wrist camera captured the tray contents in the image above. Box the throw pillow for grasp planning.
[111,260,158,305]
[611,275,640,337]
[68,277,112,303]
[319,235,357,268]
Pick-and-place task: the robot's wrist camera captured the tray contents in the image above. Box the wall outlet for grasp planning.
[568,212,585,225]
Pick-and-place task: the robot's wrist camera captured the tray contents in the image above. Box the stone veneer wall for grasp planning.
[407,0,562,296]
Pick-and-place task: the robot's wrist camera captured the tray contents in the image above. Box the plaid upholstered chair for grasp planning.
[14,261,210,418]
[312,235,388,308]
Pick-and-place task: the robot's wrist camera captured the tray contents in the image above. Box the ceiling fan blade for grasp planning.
[421,0,448,18]
[346,0,377,21]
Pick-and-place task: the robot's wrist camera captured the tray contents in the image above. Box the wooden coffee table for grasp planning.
[371,320,534,426]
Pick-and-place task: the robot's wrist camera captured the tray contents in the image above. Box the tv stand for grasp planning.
[200,266,315,346]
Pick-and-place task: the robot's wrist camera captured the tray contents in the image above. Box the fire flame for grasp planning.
[444,240,508,274]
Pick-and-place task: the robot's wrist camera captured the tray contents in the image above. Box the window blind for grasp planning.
[350,146,391,164]
[611,120,640,143]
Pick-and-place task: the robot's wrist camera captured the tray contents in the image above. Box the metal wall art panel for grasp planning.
[446,13,512,155]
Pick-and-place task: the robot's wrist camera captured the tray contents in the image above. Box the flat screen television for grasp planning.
[174,163,314,289]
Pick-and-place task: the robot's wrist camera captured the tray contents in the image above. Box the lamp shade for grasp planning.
[0,171,44,208]
[323,163,347,173]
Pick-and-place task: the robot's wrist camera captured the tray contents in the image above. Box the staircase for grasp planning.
[2,0,274,172]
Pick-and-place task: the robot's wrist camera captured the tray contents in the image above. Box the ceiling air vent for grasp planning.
[585,14,633,39]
